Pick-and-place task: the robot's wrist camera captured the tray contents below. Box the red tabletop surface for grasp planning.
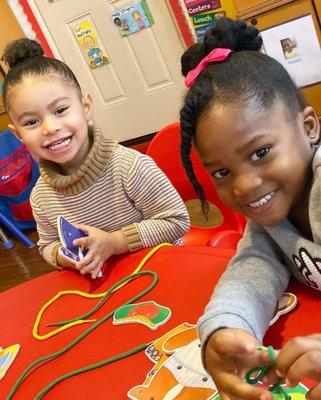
[0,246,319,399]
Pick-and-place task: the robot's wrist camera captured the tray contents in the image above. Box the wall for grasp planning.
[7,1,321,142]
[0,0,24,58]
[16,1,237,53]
[0,0,25,130]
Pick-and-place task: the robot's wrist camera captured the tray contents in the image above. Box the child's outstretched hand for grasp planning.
[276,334,321,400]
[73,224,128,279]
[205,328,273,400]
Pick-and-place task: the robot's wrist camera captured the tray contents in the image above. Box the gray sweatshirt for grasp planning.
[198,146,321,349]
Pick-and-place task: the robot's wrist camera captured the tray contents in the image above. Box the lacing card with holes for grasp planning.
[57,216,88,264]
[113,301,171,330]
[0,344,20,380]
[212,384,308,399]
[127,323,218,400]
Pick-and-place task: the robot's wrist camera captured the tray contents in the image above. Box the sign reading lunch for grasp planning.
[183,0,222,42]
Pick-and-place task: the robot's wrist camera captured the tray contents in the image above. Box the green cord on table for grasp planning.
[6,270,158,400]
[245,345,291,400]
[34,343,149,400]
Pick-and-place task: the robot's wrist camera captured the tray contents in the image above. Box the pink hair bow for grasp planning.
[185,48,233,88]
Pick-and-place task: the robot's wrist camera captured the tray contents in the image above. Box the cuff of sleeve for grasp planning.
[121,224,143,252]
[198,313,257,370]
[42,241,61,268]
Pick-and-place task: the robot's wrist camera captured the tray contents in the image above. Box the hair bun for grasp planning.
[1,38,44,69]
[203,17,262,55]
[181,43,204,77]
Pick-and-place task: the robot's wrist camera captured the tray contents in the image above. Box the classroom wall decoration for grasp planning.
[177,0,236,43]
[184,0,221,16]
[72,21,109,69]
[111,0,154,37]
[260,14,321,88]
[184,0,222,42]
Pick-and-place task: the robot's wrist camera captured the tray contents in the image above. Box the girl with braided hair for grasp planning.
[180,16,321,400]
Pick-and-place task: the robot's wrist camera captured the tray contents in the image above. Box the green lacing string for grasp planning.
[6,270,158,400]
[245,345,291,400]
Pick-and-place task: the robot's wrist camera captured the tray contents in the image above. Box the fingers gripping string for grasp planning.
[245,346,291,400]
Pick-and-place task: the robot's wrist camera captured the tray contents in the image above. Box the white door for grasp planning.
[28,0,186,141]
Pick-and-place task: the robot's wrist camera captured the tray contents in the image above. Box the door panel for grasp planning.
[31,0,186,141]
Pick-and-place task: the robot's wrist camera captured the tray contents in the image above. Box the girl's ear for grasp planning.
[8,124,23,142]
[82,93,93,122]
[302,106,320,145]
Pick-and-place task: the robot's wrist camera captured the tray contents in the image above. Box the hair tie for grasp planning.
[184,48,233,88]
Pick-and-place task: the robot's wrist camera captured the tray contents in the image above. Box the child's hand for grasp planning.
[205,328,273,400]
[73,224,128,279]
[55,244,77,270]
[276,334,321,399]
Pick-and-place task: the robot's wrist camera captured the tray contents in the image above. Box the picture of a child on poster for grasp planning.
[113,17,130,36]
[260,15,321,88]
[280,37,301,64]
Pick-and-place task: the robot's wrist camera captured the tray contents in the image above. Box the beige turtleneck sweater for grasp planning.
[31,126,189,267]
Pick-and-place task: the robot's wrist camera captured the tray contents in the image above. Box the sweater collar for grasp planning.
[39,125,118,196]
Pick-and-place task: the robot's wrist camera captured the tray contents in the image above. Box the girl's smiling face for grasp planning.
[195,100,319,226]
[8,74,92,173]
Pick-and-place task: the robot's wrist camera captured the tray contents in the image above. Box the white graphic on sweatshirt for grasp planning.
[292,247,321,290]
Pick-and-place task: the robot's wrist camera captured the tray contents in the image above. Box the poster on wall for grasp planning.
[193,11,225,42]
[73,21,109,69]
[182,0,222,43]
[184,0,221,16]
[260,14,321,88]
[111,0,154,37]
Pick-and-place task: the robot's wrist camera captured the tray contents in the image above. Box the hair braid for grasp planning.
[180,79,214,216]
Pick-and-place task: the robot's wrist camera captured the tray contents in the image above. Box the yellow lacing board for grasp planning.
[33,243,172,340]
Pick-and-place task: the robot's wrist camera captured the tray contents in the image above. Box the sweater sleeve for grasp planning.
[198,220,291,352]
[30,187,60,267]
[121,153,190,251]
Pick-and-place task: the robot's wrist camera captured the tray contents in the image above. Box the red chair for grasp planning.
[146,122,246,247]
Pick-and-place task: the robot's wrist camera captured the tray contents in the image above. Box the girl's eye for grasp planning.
[213,168,229,179]
[25,119,38,126]
[56,107,68,115]
[251,147,270,161]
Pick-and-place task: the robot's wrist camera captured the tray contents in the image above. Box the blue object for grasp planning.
[0,130,39,248]
[0,211,34,248]
[0,226,14,249]
[3,239,14,250]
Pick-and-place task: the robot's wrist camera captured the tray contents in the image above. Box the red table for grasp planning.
[0,246,319,399]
